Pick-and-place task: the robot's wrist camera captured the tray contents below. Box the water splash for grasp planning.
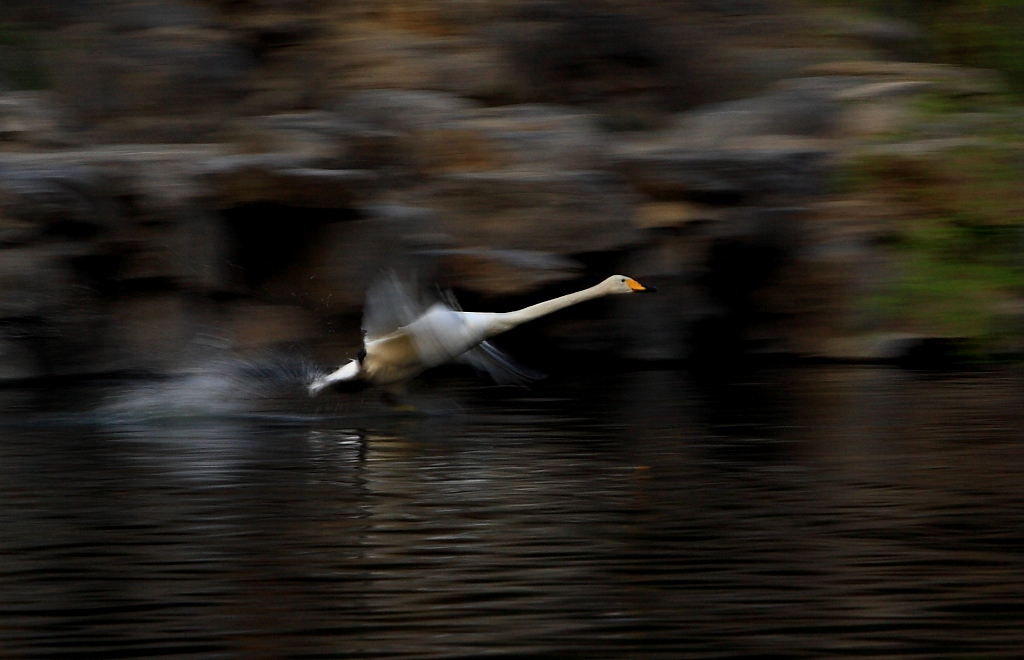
[98,353,324,424]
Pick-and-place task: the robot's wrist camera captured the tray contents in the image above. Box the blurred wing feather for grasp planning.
[362,272,431,340]
[458,340,545,386]
[441,289,543,384]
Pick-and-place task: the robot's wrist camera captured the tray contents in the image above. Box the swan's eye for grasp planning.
[620,278,626,282]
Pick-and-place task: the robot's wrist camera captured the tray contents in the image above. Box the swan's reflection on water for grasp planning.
[1,366,1024,658]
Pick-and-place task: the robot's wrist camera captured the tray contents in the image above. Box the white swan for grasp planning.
[308,274,655,395]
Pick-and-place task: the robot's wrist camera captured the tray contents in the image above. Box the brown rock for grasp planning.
[611,143,831,202]
[336,94,608,175]
[227,302,315,351]
[273,210,429,315]
[202,154,378,208]
[110,211,227,292]
[453,104,606,171]
[432,248,583,297]
[227,111,356,162]
[412,126,511,173]
[419,170,640,254]
[109,293,195,372]
[321,26,514,100]
[44,21,255,135]
[634,201,721,229]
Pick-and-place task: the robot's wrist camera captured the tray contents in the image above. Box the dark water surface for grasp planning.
[2,365,1024,658]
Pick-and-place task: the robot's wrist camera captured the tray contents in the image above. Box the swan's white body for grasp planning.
[308,274,653,395]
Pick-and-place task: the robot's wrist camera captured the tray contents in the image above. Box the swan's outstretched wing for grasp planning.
[363,276,542,385]
[436,288,543,385]
[362,272,430,341]
[458,340,545,386]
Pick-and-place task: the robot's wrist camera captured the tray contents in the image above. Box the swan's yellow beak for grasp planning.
[627,278,656,292]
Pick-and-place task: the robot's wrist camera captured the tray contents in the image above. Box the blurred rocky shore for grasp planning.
[0,0,1006,381]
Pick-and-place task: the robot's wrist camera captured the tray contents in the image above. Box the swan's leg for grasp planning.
[382,384,419,413]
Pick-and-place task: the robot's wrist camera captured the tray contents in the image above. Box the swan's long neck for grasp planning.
[486,282,609,337]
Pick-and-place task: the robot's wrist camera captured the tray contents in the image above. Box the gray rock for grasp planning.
[0,157,112,232]
[419,170,641,254]
[0,147,233,294]
[247,110,363,138]
[92,146,212,216]
[107,29,254,107]
[835,80,933,101]
[336,89,480,133]
[692,0,774,15]
[234,111,402,168]
[457,103,607,170]
[0,92,72,146]
[44,22,255,124]
[804,61,1004,96]
[102,206,229,292]
[860,137,992,157]
[611,145,831,202]
[103,0,220,32]
[278,210,431,315]
[0,247,76,319]
[200,153,378,208]
[504,9,701,113]
[608,79,845,201]
[335,96,606,175]
[330,90,492,176]
[0,334,41,382]
[667,77,851,145]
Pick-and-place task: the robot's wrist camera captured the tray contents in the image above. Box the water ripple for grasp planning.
[1,367,1024,658]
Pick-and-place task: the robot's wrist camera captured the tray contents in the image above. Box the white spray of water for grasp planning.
[98,353,325,424]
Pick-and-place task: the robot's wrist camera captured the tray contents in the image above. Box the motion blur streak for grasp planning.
[1,366,1023,658]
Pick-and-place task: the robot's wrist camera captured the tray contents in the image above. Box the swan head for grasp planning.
[604,275,657,294]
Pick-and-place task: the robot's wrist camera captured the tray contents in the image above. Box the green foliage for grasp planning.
[847,99,1024,351]
[820,0,1024,97]
[910,91,1000,118]
[925,2,1024,97]
[864,221,1024,342]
